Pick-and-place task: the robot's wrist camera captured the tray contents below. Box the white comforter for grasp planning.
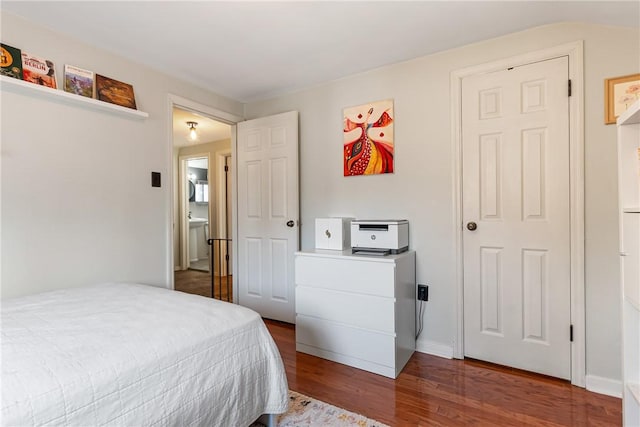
[1,283,288,426]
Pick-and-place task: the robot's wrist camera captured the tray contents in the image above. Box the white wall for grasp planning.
[0,12,243,298]
[244,23,640,385]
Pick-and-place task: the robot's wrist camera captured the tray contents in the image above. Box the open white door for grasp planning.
[237,111,299,323]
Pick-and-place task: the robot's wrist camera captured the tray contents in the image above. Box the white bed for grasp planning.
[1,283,289,426]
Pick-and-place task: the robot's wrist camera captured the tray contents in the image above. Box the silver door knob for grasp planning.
[466,222,477,231]
[286,220,295,227]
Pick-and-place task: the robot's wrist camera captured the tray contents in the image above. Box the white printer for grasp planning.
[351,219,409,255]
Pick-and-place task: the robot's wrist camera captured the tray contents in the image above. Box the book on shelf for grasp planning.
[64,64,94,98]
[1,43,23,80]
[21,52,57,89]
[95,74,137,109]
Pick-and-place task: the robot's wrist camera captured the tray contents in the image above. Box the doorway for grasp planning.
[461,56,571,379]
[185,156,210,272]
[167,96,300,322]
[451,42,585,386]
[171,103,235,300]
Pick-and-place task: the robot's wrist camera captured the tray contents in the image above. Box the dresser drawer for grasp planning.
[295,255,395,297]
[296,314,396,368]
[296,286,395,333]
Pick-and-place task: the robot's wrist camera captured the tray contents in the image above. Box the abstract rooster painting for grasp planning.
[343,99,394,176]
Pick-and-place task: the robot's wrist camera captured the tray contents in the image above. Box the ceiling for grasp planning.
[172,107,231,148]
[2,1,639,103]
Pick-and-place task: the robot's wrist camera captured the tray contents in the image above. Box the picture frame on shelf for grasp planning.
[95,74,137,110]
[1,43,23,80]
[64,64,94,98]
[605,73,640,124]
[22,52,57,89]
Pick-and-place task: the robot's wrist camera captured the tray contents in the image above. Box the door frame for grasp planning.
[450,41,585,386]
[166,94,243,294]
[178,152,211,270]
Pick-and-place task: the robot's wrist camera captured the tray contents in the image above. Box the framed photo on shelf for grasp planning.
[22,52,57,89]
[1,43,23,79]
[95,74,137,109]
[605,73,640,124]
[64,64,94,98]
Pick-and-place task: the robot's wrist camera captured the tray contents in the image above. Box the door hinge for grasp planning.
[568,79,572,97]
[570,324,574,342]
[224,165,229,172]
[225,254,229,261]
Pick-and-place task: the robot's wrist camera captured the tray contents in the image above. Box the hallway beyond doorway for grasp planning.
[174,269,232,301]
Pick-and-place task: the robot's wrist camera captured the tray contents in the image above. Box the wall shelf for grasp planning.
[0,75,149,119]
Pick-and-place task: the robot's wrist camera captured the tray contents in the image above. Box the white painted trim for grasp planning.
[450,41,585,386]
[168,94,243,125]
[585,375,623,398]
[567,41,586,389]
[230,125,239,304]
[166,97,177,290]
[166,94,243,292]
[416,339,454,359]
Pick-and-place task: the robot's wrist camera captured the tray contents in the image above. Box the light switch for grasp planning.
[151,172,161,187]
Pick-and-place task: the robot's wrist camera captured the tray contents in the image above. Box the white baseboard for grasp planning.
[415,339,454,359]
[585,375,622,398]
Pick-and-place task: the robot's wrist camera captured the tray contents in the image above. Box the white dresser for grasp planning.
[294,249,416,378]
[617,100,640,426]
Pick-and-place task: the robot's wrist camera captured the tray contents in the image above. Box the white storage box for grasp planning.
[315,218,353,250]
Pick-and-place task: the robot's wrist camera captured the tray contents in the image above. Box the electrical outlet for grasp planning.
[417,284,428,301]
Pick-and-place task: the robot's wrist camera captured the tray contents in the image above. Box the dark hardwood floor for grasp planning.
[174,269,232,301]
[264,319,621,426]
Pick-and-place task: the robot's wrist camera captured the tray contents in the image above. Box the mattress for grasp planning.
[1,283,289,426]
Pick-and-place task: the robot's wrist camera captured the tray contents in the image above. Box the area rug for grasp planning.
[252,390,389,427]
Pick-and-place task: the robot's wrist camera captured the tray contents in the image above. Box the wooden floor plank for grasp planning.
[263,319,621,426]
[174,269,232,301]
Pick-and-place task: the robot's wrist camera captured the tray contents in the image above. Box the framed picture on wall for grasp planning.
[605,73,640,124]
[343,99,394,176]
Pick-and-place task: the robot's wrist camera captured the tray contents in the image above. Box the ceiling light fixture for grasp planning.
[186,121,198,140]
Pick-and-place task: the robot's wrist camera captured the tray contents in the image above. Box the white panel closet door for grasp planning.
[462,56,571,379]
[237,111,299,323]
